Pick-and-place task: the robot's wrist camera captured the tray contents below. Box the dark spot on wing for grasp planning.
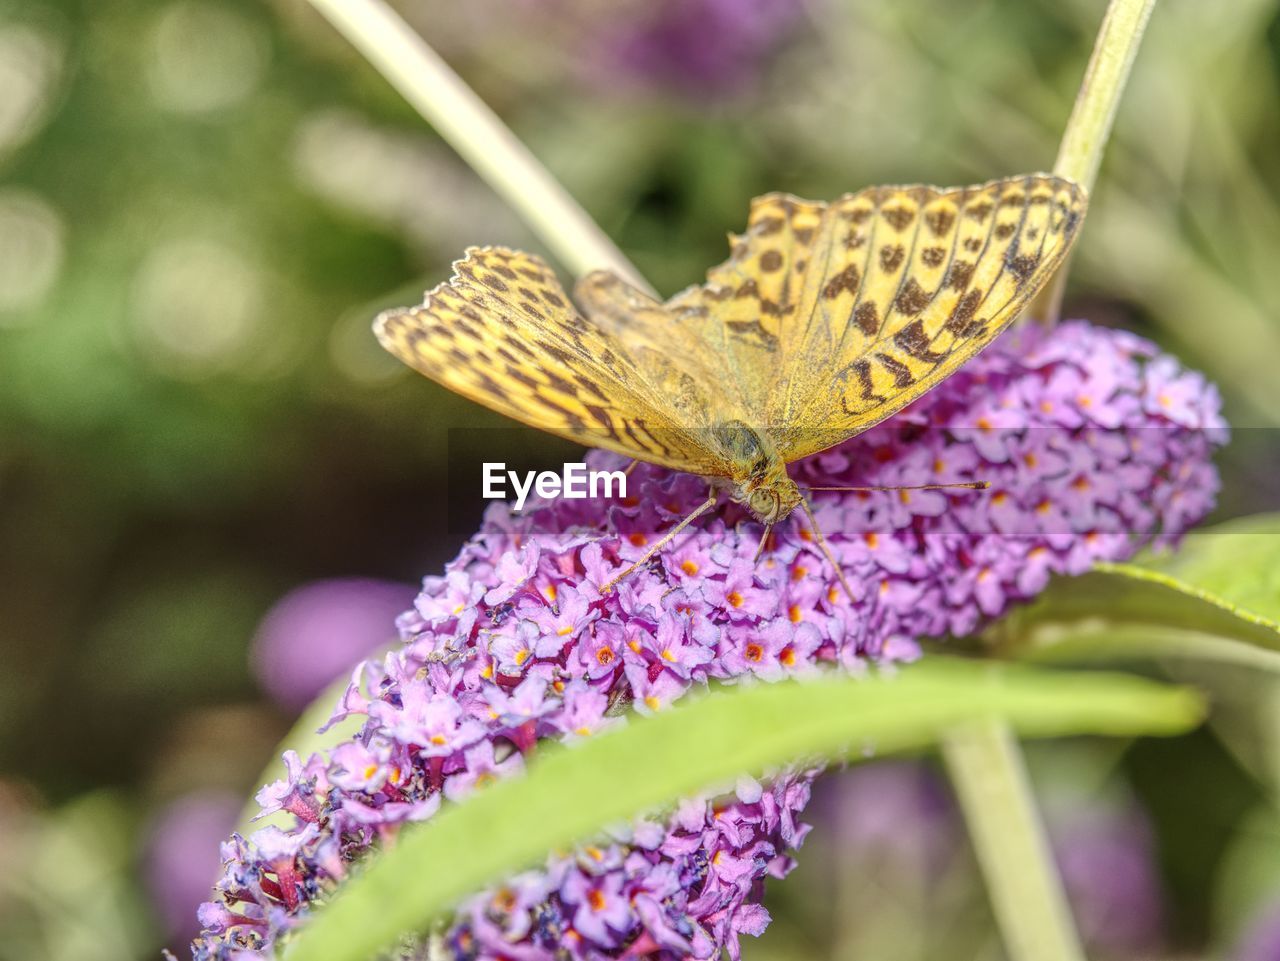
[965,201,993,222]
[882,206,915,231]
[853,301,879,336]
[876,353,915,387]
[879,244,905,272]
[924,208,956,236]
[822,264,861,299]
[1006,252,1040,283]
[846,358,880,403]
[945,289,983,335]
[895,318,946,362]
[893,278,931,316]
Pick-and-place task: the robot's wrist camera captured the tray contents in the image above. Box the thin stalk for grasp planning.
[303,0,653,293]
[1034,0,1158,324]
[942,719,1085,961]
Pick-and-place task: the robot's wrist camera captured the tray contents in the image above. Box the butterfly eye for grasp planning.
[749,488,777,515]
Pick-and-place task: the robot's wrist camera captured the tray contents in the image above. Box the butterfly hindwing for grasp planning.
[661,195,828,428]
[572,270,745,431]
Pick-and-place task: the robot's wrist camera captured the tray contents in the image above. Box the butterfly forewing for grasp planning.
[374,247,731,474]
[671,175,1085,460]
[784,175,1086,459]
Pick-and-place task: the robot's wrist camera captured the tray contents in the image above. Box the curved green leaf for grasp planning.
[1007,513,1280,670]
[283,659,1201,961]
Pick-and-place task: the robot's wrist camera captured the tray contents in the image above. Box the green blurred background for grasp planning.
[2,0,1280,958]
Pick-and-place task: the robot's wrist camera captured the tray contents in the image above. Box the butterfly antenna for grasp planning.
[752,523,774,563]
[601,487,719,594]
[798,481,990,493]
[798,495,858,606]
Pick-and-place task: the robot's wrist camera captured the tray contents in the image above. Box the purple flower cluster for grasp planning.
[812,761,1166,958]
[586,0,807,98]
[187,320,1225,960]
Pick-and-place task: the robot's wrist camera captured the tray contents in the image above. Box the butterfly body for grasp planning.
[708,421,802,523]
[375,174,1086,521]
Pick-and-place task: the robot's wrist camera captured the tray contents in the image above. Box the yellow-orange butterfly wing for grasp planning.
[374,246,735,474]
[375,175,1086,476]
[660,174,1087,460]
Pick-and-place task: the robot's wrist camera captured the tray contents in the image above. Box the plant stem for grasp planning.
[942,718,1085,961]
[943,6,1159,949]
[964,6,1154,945]
[303,0,653,293]
[1035,0,1158,324]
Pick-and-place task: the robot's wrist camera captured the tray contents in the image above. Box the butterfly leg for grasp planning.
[601,486,719,594]
[799,496,858,606]
[752,524,774,562]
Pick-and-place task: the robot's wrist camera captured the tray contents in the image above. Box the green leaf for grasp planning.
[1006,513,1280,670]
[1134,512,1280,619]
[283,659,1201,961]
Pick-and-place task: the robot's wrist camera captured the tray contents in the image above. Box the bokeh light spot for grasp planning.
[146,1,269,114]
[0,189,65,319]
[330,302,409,386]
[0,23,63,157]
[131,237,264,376]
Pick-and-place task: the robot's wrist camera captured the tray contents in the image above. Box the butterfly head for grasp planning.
[737,473,802,524]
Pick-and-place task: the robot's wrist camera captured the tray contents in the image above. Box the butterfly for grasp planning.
[375,173,1087,592]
